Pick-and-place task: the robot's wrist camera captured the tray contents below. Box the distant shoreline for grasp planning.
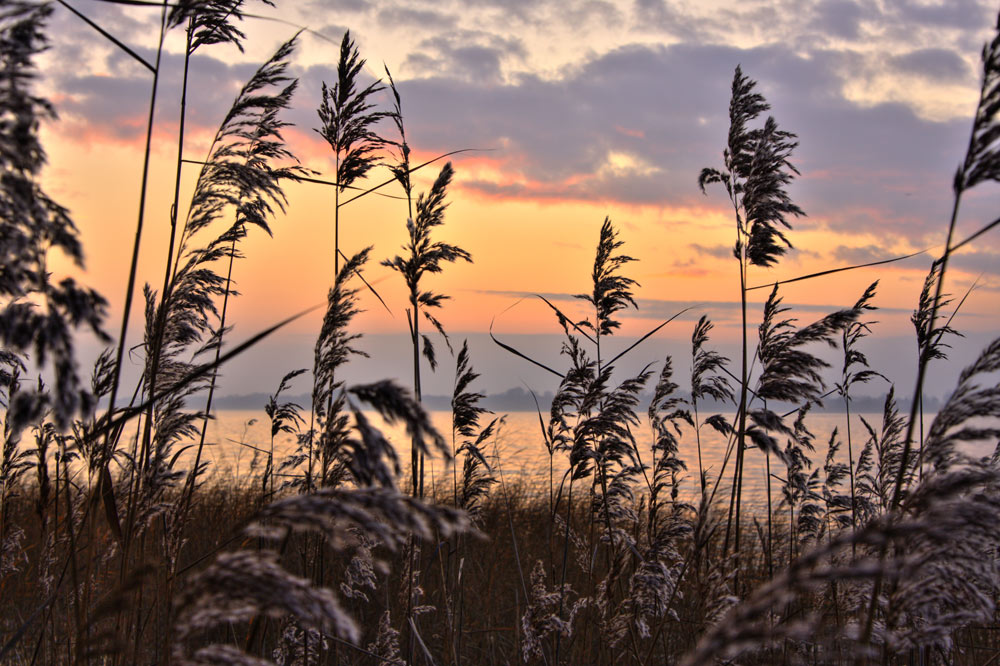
[212,387,940,414]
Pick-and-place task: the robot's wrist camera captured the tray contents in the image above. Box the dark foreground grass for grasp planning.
[0,477,763,664]
[3,473,999,665]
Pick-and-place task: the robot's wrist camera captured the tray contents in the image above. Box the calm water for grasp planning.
[189,409,891,507]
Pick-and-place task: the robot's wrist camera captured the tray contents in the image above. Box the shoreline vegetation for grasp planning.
[2,3,1000,666]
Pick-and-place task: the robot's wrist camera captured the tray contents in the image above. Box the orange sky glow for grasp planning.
[31,0,1000,397]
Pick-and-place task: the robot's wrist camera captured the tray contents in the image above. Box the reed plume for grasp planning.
[576,216,637,371]
[451,340,497,521]
[0,2,107,433]
[383,161,471,497]
[834,281,881,538]
[699,66,805,577]
[689,316,734,489]
[316,30,385,277]
[138,33,302,539]
[307,248,371,490]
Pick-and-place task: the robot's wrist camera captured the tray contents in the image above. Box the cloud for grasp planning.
[631,0,711,39]
[310,23,354,42]
[564,1,624,28]
[376,7,457,30]
[403,30,525,83]
[48,28,300,144]
[830,236,1000,283]
[304,0,370,13]
[890,48,973,81]
[475,290,912,324]
[887,0,990,31]
[690,243,733,260]
[833,244,899,266]
[949,248,1000,277]
[399,39,975,245]
[807,0,869,40]
[458,0,545,22]
[787,246,824,261]
[66,35,980,255]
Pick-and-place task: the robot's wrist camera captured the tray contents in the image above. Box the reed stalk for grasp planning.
[700,66,804,590]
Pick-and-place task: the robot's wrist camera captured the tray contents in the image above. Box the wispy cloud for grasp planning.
[690,243,733,260]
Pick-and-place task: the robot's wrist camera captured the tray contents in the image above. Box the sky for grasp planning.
[33,0,1000,404]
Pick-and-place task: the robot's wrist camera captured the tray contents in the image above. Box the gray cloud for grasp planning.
[52,34,973,228]
[305,0,370,13]
[631,0,711,39]
[397,40,974,246]
[788,246,824,261]
[564,1,624,28]
[54,40,270,142]
[890,48,973,81]
[886,0,990,31]
[311,23,354,42]
[949,248,1000,277]
[690,243,733,260]
[403,30,525,83]
[376,7,457,30]
[833,244,904,266]
[430,44,504,82]
[808,0,869,40]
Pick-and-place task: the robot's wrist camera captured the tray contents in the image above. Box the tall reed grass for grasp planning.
[2,3,1000,665]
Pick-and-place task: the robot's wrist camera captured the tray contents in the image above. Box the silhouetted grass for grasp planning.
[3,3,1000,665]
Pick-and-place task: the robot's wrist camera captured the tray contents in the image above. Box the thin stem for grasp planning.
[112,15,168,642]
[693,400,705,492]
[162,25,192,310]
[334,155,340,279]
[725,234,750,592]
[765,450,773,580]
[142,21,194,551]
[410,302,423,497]
[845,381,858,561]
[103,0,167,476]
[553,473,574,664]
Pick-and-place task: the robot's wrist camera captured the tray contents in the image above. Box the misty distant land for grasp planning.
[213,387,942,414]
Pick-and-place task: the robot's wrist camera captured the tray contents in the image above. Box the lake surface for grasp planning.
[189,409,899,508]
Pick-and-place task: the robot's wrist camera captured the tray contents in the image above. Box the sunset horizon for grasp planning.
[34,0,1000,402]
